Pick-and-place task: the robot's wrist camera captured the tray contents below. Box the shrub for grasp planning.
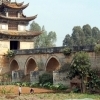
[30,82,39,87]
[5,50,15,58]
[15,82,22,86]
[0,86,14,94]
[62,47,71,56]
[52,84,68,90]
[94,44,100,54]
[39,73,53,85]
[42,82,52,89]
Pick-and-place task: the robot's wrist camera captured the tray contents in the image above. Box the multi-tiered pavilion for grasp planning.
[0,0,41,51]
[0,0,41,74]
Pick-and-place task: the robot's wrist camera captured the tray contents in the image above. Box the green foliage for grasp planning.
[62,47,71,56]
[30,21,41,31]
[63,34,73,47]
[30,21,57,48]
[22,82,30,87]
[87,69,100,90]
[42,82,52,89]
[69,51,91,93]
[5,50,15,58]
[39,73,53,85]
[0,86,13,94]
[94,44,100,54]
[69,51,90,79]
[72,87,81,93]
[52,84,68,90]
[30,82,39,87]
[15,82,22,86]
[63,24,100,46]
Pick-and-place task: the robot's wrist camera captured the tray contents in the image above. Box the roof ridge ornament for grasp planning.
[15,1,24,6]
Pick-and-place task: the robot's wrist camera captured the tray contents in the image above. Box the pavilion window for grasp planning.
[8,23,18,30]
[9,11,17,17]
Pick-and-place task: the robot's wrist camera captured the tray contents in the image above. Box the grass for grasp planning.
[33,93,100,100]
[1,93,99,100]
[0,85,99,100]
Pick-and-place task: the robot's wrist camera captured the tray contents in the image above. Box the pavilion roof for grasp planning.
[15,1,24,6]
[0,30,42,37]
[3,2,29,9]
[0,14,37,21]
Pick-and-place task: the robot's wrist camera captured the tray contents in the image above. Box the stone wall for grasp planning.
[30,71,39,83]
[1,51,100,85]
[53,71,70,86]
[0,55,9,74]
[20,42,34,49]
[0,41,9,54]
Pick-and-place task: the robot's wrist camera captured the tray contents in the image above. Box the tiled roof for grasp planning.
[0,30,42,36]
[0,14,37,21]
[3,2,29,9]
[15,2,24,6]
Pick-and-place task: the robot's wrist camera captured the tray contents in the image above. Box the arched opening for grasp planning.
[46,57,60,73]
[26,58,38,74]
[10,60,19,71]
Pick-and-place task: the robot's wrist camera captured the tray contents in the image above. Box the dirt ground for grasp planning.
[0,85,53,95]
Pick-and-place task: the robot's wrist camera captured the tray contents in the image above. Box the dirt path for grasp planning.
[0,85,53,95]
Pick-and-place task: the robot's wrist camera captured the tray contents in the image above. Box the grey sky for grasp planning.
[12,0,100,46]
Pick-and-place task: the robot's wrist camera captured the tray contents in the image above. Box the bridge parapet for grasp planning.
[13,45,95,55]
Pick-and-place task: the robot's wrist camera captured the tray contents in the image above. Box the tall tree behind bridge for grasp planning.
[92,27,100,43]
[30,21,57,48]
[72,26,86,46]
[82,24,95,45]
[63,34,73,47]
[63,24,100,47]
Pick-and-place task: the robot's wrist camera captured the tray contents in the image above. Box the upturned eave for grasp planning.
[3,2,29,9]
[0,14,37,21]
[0,30,42,37]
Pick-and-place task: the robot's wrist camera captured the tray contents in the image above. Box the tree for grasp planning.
[63,34,73,47]
[34,26,48,48]
[69,51,90,93]
[92,27,100,43]
[30,21,41,31]
[30,21,57,48]
[72,26,86,46]
[82,24,92,38]
[82,24,94,45]
[63,24,100,47]
[46,31,57,47]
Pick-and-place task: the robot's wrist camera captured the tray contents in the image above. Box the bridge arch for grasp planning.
[9,59,19,72]
[25,57,38,75]
[46,55,60,73]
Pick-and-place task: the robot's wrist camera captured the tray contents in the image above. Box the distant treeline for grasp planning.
[63,24,100,47]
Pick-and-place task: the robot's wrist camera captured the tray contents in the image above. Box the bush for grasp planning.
[30,82,39,87]
[39,73,53,85]
[5,50,15,58]
[62,47,71,56]
[94,44,100,54]
[0,86,14,94]
[52,84,68,90]
[15,82,22,86]
[42,82,52,89]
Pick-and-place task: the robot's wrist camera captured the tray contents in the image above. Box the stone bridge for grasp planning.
[8,45,97,85]
[10,46,94,75]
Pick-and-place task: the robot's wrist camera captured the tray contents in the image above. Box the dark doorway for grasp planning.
[10,41,20,50]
